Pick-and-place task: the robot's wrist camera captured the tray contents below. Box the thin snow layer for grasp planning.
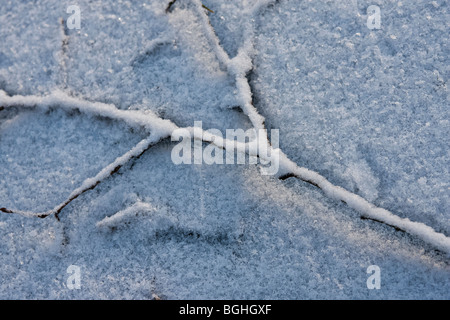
[2,89,448,251]
[278,153,450,254]
[252,0,449,235]
[58,0,250,132]
[1,153,449,299]
[0,106,144,214]
[0,1,62,95]
[0,0,449,299]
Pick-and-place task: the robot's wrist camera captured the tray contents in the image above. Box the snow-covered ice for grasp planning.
[0,0,449,299]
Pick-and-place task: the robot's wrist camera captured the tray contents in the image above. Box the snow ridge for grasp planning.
[96,201,156,229]
[0,90,177,136]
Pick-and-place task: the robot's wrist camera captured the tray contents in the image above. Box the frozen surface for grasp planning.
[251,0,449,234]
[0,0,449,299]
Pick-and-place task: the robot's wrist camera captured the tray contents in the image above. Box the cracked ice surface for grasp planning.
[0,0,449,299]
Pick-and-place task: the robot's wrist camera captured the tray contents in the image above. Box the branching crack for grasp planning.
[0,0,448,254]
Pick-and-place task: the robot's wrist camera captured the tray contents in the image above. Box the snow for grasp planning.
[0,0,449,299]
[96,201,175,232]
[0,90,178,135]
[276,151,450,254]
